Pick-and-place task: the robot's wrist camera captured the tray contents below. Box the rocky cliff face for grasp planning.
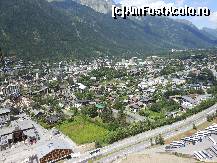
[75,0,114,13]
[48,0,114,13]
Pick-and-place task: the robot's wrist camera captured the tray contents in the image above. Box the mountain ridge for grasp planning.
[47,0,114,13]
[0,0,216,60]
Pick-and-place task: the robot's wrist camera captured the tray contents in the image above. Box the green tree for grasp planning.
[158,134,165,145]
[155,135,159,144]
[117,109,127,126]
[113,100,124,110]
[70,107,78,116]
[95,141,102,148]
[193,123,197,130]
[82,105,98,118]
[207,115,213,122]
[150,138,154,146]
[100,107,114,123]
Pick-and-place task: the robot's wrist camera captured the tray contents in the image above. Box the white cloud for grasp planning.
[119,0,188,8]
[209,12,217,28]
[119,0,175,8]
[190,12,217,29]
[176,0,185,6]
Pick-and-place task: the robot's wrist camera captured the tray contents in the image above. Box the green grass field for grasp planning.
[57,116,109,144]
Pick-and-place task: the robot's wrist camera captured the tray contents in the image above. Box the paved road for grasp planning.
[98,141,150,163]
[71,103,217,163]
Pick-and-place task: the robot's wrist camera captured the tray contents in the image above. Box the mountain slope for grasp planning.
[52,0,216,49]
[133,16,216,48]
[201,27,217,40]
[0,0,80,59]
[0,0,216,60]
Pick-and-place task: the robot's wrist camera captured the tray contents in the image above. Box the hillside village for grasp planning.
[1,50,217,162]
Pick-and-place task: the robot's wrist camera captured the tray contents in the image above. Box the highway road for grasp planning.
[71,103,217,163]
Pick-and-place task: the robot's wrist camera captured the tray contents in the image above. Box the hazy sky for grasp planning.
[113,0,217,29]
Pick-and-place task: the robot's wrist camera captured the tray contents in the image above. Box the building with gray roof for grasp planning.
[0,107,11,126]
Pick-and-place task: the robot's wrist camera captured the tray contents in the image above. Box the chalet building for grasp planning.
[0,107,11,125]
[0,120,39,151]
[45,115,60,124]
[170,94,212,110]
[77,100,91,106]
[96,103,105,113]
[129,104,140,112]
[36,141,73,163]
[140,97,154,105]
[1,84,20,97]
